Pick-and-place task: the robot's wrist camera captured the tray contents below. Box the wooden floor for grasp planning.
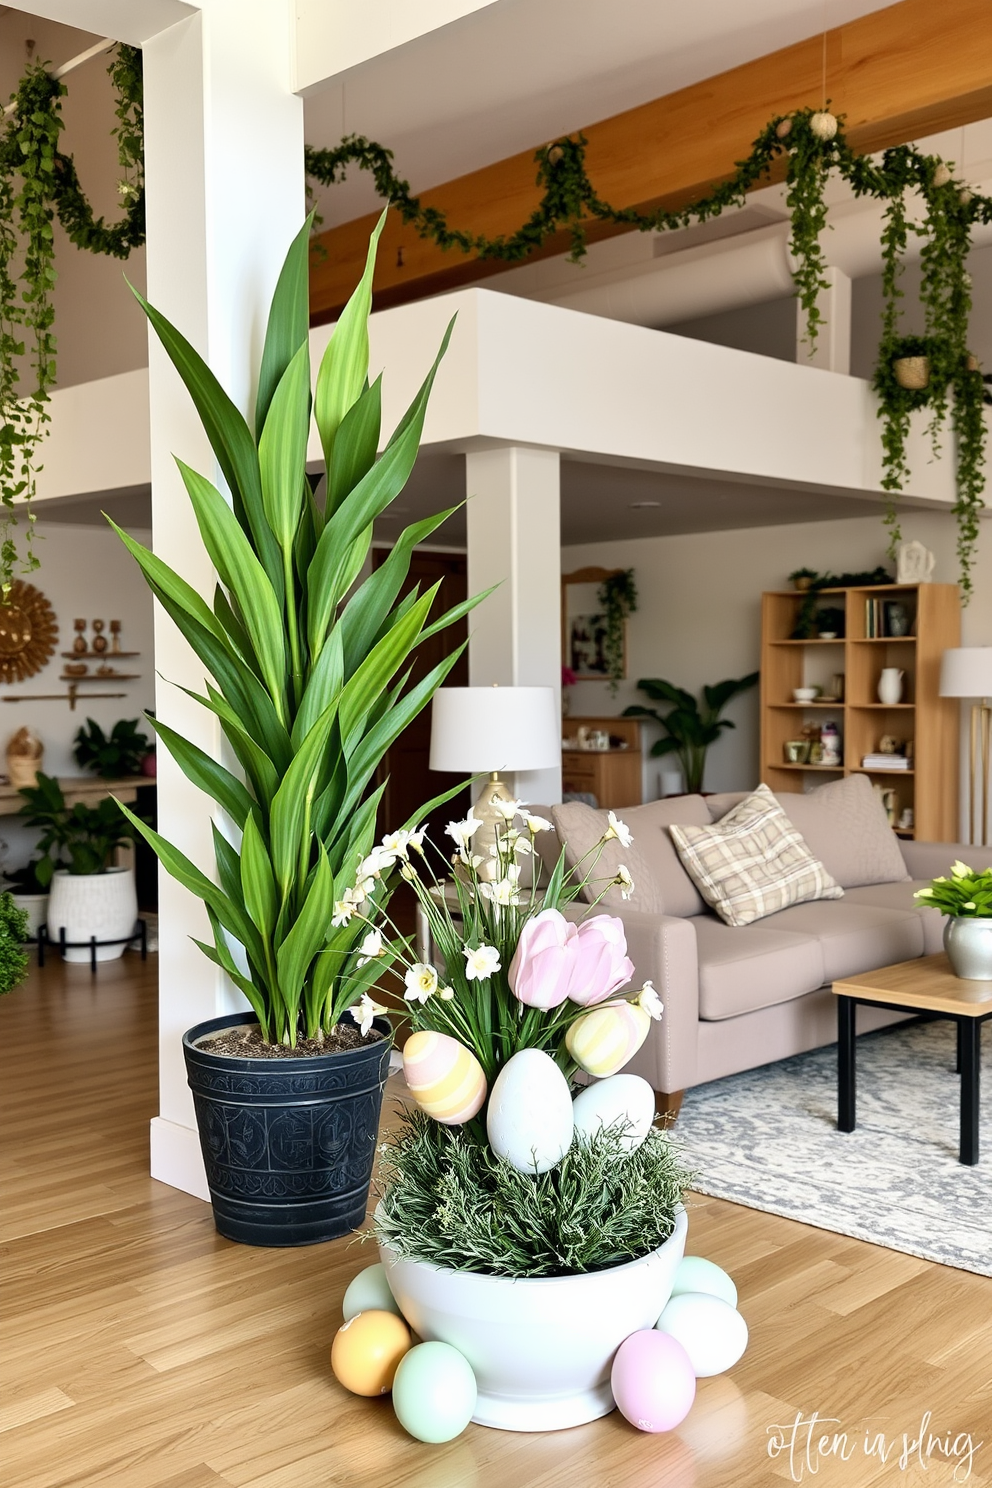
[2,957,990,1488]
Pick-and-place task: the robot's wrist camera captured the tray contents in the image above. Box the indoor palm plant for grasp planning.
[18,772,140,962]
[113,216,476,1246]
[623,672,759,794]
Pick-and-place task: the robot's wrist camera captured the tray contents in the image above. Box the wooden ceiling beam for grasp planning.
[308,0,992,324]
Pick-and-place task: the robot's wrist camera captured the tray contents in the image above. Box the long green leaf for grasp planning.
[213,585,261,677]
[314,211,386,469]
[193,931,269,1035]
[328,375,382,516]
[177,459,288,717]
[338,587,436,746]
[255,216,312,441]
[268,701,339,896]
[338,505,459,671]
[106,518,227,646]
[293,625,344,748]
[275,845,335,1020]
[258,342,310,553]
[241,812,278,941]
[149,714,256,830]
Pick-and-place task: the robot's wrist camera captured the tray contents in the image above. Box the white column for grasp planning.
[143,1,304,1197]
[796,266,852,373]
[465,446,562,805]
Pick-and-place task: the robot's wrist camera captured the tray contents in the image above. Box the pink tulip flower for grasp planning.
[565,916,635,1006]
[508,908,576,1009]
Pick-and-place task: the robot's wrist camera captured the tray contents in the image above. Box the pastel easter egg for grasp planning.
[487,1049,574,1173]
[671,1256,738,1309]
[656,1293,748,1378]
[392,1342,478,1443]
[571,1073,655,1152]
[611,1329,696,1432]
[331,1310,411,1396]
[403,1030,487,1125]
[565,1001,650,1077]
[342,1262,403,1322]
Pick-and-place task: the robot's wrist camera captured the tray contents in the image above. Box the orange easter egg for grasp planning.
[565,1001,650,1077]
[331,1310,412,1396]
[403,1030,487,1125]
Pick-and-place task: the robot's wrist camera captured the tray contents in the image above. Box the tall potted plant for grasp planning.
[623,673,759,793]
[113,217,476,1246]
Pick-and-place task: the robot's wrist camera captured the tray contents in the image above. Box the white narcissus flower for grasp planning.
[951,860,973,879]
[604,811,633,848]
[913,887,934,898]
[381,830,411,858]
[404,963,439,1003]
[962,902,978,911]
[331,899,356,927]
[636,982,664,1021]
[349,993,387,1036]
[406,827,427,856]
[463,943,501,980]
[615,865,635,900]
[445,812,483,850]
[438,986,455,1001]
[492,797,524,823]
[479,876,521,907]
[525,813,552,834]
[356,929,385,967]
[360,845,398,880]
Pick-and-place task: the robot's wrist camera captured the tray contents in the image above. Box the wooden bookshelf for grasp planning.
[760,584,961,841]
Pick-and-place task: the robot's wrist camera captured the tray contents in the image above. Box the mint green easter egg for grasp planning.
[392,1342,477,1443]
[342,1263,402,1322]
[670,1256,738,1309]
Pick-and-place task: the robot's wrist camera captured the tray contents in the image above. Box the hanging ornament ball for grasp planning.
[611,1329,696,1433]
[392,1342,478,1443]
[809,111,838,142]
[547,144,564,165]
[932,163,953,188]
[342,1263,403,1322]
[775,117,793,139]
[330,1310,411,1396]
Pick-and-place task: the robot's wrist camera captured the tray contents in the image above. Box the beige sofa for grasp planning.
[543,774,967,1107]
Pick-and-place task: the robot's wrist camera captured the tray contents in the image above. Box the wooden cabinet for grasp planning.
[760,584,960,841]
[562,716,642,809]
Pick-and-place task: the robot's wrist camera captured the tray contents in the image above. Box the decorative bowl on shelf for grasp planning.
[818,631,838,640]
[793,687,818,703]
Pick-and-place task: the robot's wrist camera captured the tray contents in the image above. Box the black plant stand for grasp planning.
[38,919,147,975]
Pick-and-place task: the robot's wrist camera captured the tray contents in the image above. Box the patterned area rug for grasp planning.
[676,1021,992,1276]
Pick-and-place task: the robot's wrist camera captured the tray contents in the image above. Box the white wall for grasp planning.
[562,509,992,800]
[0,520,155,871]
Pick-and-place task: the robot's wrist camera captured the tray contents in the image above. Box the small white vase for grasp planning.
[10,891,48,940]
[878,667,905,705]
[380,1206,688,1431]
[46,867,138,963]
[944,916,992,980]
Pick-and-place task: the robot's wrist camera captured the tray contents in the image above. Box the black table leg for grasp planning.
[959,1018,980,1165]
[838,995,856,1132]
[956,1020,963,1074]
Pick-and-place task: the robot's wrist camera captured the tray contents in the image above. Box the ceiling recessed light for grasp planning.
[628,500,660,509]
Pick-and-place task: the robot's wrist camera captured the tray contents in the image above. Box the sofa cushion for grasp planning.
[707,775,909,889]
[693,914,825,1020]
[550,801,663,914]
[670,785,843,927]
[843,881,944,954]
[551,796,713,917]
[762,899,925,980]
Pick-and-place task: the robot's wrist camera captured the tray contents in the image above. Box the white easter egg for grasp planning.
[571,1074,655,1153]
[671,1256,738,1309]
[486,1049,574,1174]
[655,1292,748,1378]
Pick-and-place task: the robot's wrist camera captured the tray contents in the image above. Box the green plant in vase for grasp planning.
[915,860,992,980]
[623,672,759,794]
[73,717,153,778]
[0,891,29,993]
[19,772,138,882]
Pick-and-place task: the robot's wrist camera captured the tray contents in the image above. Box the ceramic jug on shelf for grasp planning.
[878,668,905,705]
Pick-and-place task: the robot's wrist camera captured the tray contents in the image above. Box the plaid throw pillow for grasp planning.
[669,784,843,926]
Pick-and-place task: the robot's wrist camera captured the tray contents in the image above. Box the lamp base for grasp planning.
[471,773,515,878]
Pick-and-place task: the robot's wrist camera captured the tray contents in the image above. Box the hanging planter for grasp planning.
[597,569,638,695]
[893,355,930,391]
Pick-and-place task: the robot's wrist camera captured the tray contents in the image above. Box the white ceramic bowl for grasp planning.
[793,687,818,702]
[379,1206,688,1431]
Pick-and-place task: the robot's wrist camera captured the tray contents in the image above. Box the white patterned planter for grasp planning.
[10,891,48,940]
[47,867,137,963]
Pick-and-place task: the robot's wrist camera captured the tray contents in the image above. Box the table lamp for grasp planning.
[429,685,560,864]
[939,647,992,847]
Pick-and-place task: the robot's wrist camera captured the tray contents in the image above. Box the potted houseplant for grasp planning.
[111,216,476,1247]
[3,858,50,939]
[622,672,759,794]
[352,806,694,1429]
[788,566,818,592]
[915,860,992,980]
[18,773,140,962]
[0,891,29,993]
[73,717,154,778]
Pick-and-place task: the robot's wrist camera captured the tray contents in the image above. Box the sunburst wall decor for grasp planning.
[0,581,58,684]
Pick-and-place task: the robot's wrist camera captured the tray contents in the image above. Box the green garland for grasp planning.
[597,568,638,694]
[2,53,990,599]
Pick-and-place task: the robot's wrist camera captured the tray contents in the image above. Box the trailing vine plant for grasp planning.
[2,50,990,598]
[597,568,638,694]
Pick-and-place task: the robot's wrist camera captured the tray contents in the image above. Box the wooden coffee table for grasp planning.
[832,953,992,1165]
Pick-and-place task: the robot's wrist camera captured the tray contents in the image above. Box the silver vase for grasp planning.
[943,916,992,981]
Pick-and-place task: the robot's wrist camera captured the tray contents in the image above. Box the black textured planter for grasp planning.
[183,1012,392,1247]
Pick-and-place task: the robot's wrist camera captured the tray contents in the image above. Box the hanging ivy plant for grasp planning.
[597,569,638,694]
[1,58,990,600]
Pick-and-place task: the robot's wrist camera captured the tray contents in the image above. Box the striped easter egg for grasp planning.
[402,1031,487,1125]
[565,1001,651,1078]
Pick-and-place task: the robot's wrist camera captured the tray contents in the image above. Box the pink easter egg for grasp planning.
[611,1329,696,1433]
[402,1030,487,1125]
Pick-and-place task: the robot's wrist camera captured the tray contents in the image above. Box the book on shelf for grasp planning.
[861,754,910,769]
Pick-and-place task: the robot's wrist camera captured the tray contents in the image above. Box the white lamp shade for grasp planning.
[939,648,992,698]
[429,687,560,773]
